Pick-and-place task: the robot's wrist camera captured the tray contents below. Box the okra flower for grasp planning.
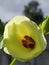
[3,16,47,62]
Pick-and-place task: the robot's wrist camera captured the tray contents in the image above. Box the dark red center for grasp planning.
[22,35,35,49]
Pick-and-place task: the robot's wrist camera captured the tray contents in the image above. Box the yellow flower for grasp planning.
[3,16,47,62]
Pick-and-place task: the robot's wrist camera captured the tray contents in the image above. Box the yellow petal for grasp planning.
[3,16,47,62]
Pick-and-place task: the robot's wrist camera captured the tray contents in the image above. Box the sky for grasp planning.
[0,0,49,23]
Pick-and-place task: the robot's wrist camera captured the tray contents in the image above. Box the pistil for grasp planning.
[22,35,35,49]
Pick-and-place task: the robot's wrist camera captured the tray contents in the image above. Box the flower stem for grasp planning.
[10,58,17,65]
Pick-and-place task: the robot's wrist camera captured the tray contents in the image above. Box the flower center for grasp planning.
[22,35,35,49]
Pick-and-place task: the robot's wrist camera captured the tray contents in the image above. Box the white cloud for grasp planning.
[0,0,31,22]
[0,0,49,22]
[37,0,49,17]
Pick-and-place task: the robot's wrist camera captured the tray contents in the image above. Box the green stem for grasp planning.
[10,58,17,65]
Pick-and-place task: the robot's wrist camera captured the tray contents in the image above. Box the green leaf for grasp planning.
[39,16,49,35]
[0,19,4,35]
[0,19,4,49]
[0,36,3,49]
[10,58,17,65]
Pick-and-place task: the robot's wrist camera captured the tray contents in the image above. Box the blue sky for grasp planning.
[0,0,49,22]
